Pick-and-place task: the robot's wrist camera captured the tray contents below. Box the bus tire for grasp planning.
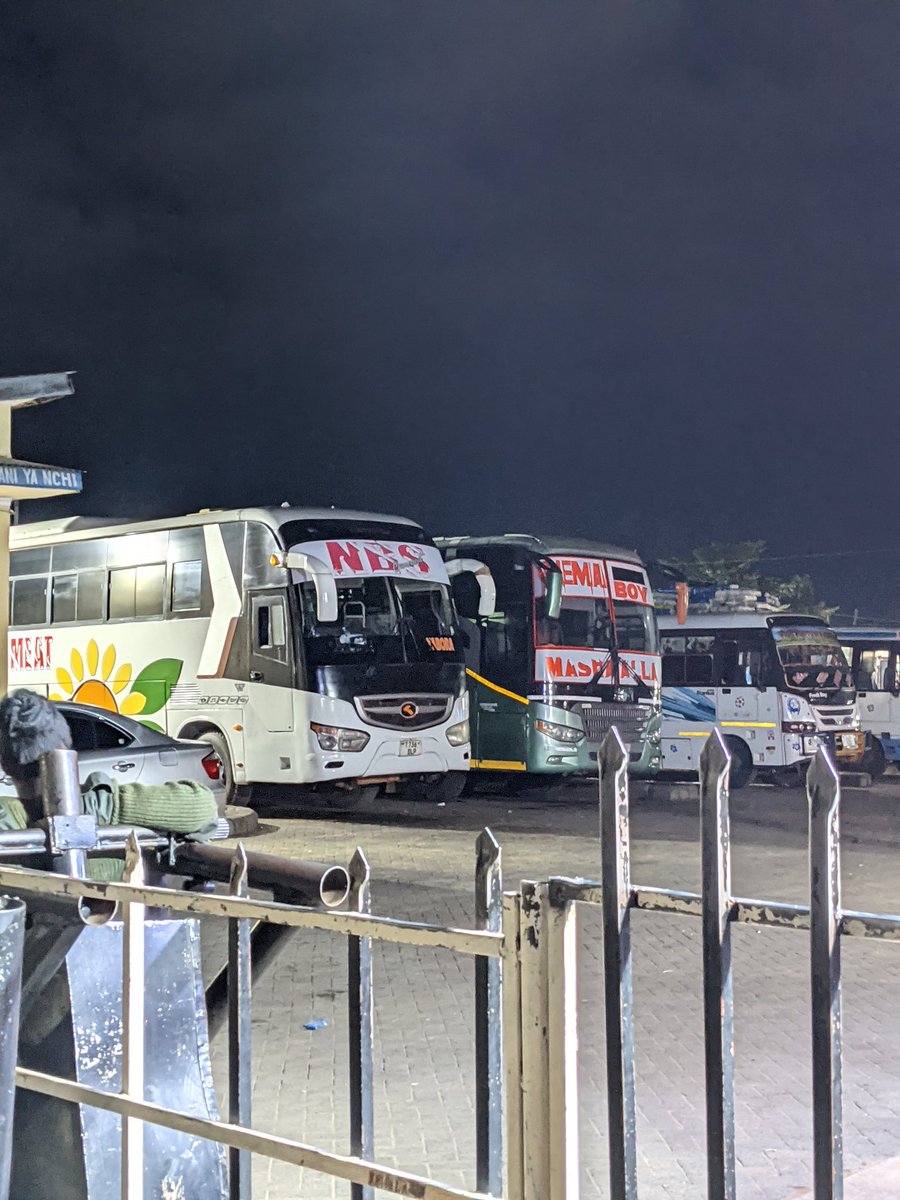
[724,737,754,790]
[861,734,886,781]
[199,731,252,807]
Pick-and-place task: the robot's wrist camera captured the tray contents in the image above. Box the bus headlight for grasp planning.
[535,719,585,745]
[310,723,370,753]
[446,719,470,746]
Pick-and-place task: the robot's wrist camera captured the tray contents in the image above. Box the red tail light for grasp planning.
[202,751,222,781]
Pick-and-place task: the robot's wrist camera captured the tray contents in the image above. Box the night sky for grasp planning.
[2,5,899,619]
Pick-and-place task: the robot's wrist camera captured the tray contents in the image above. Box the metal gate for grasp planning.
[0,729,893,1199]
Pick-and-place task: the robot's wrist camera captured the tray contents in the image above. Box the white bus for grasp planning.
[659,609,862,787]
[834,627,900,778]
[7,507,493,804]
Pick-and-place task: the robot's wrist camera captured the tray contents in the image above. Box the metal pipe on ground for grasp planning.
[170,843,351,908]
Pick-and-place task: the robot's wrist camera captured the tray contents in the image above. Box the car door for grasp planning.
[65,713,146,785]
[248,591,294,732]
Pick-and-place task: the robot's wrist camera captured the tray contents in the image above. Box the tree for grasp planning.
[660,540,836,619]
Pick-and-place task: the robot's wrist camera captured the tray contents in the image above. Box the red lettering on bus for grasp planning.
[9,634,53,673]
[613,579,649,605]
[326,541,364,574]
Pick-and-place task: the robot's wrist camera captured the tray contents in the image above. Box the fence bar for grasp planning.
[519,881,551,1200]
[17,1067,490,1200]
[599,728,637,1200]
[474,829,503,1197]
[348,848,374,1200]
[228,845,252,1200]
[547,894,579,1200]
[808,749,843,1200]
[700,732,736,1200]
[501,891,524,1200]
[0,866,502,956]
[121,833,145,1200]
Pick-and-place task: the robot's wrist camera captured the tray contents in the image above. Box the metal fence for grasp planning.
[0,829,505,1200]
[1,729,896,1199]
[502,729,900,1200]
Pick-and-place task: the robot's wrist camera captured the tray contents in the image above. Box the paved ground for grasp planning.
[205,773,900,1199]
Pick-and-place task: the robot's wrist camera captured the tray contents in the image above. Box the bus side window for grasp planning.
[255,597,287,661]
[482,605,528,695]
[718,639,749,686]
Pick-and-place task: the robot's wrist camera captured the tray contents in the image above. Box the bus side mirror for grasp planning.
[536,563,562,621]
[446,559,496,618]
[280,550,339,623]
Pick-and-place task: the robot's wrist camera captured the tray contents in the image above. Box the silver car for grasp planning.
[47,702,227,815]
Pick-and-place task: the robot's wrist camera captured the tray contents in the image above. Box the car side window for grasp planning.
[92,720,134,750]
[63,714,133,751]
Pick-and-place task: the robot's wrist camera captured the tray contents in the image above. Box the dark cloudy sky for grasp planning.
[1,4,899,619]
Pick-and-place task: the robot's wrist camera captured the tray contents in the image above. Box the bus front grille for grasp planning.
[578,703,650,747]
[354,694,454,731]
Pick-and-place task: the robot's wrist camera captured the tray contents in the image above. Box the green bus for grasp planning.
[437,534,661,780]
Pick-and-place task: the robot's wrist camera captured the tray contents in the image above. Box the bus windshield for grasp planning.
[772,628,853,692]
[538,597,659,654]
[299,577,459,667]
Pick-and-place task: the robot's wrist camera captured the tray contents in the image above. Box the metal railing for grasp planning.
[0,827,506,1200]
[1,728,894,1200]
[501,728,898,1200]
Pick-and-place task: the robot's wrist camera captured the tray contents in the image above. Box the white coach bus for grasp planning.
[7,507,493,804]
[658,595,862,787]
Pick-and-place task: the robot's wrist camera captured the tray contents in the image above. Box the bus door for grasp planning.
[248,591,294,732]
[716,636,764,724]
[472,606,530,769]
[851,644,900,759]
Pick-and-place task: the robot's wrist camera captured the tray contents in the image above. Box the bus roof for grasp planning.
[436,533,645,565]
[659,613,827,630]
[10,506,424,546]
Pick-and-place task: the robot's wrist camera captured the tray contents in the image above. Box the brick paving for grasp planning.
[206,778,900,1198]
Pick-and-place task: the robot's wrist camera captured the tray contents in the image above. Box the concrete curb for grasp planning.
[225,805,259,837]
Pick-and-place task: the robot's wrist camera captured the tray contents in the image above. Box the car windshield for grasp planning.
[537,597,659,654]
[773,628,853,692]
[299,577,459,666]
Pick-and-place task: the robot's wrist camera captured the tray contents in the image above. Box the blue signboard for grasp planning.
[0,463,82,492]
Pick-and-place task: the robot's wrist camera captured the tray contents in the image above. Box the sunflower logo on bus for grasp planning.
[49,639,183,721]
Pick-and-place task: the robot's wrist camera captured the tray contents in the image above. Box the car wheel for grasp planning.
[199,731,252,806]
[724,737,754,790]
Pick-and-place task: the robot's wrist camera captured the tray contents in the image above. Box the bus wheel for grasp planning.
[199,731,252,807]
[724,738,754,790]
[861,734,886,780]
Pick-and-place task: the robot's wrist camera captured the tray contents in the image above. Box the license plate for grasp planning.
[399,738,422,757]
[837,732,861,755]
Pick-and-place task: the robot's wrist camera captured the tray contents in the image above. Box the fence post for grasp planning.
[475,829,503,1196]
[348,848,374,1200]
[808,748,843,1200]
[700,732,736,1200]
[501,891,524,1200]
[600,728,637,1200]
[547,885,579,1200]
[228,844,252,1200]
[519,880,551,1200]
[120,832,145,1200]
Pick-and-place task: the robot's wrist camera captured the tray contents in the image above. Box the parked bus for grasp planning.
[658,594,862,787]
[834,627,900,777]
[7,507,494,804]
[436,534,661,780]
